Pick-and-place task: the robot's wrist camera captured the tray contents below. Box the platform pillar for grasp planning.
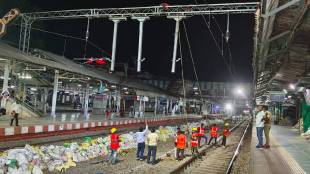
[1,60,10,108]
[84,83,89,118]
[166,99,170,116]
[154,97,157,117]
[139,96,143,117]
[42,88,48,114]
[51,70,59,117]
[132,17,149,72]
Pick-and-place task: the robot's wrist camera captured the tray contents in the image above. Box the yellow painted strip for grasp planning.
[270,134,306,174]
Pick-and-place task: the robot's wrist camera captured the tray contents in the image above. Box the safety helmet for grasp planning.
[111,128,117,133]
[224,123,229,127]
[192,127,197,131]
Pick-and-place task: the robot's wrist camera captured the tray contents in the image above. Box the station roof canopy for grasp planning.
[253,0,310,98]
[0,42,170,96]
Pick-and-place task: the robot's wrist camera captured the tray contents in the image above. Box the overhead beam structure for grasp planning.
[253,0,309,98]
[19,3,259,53]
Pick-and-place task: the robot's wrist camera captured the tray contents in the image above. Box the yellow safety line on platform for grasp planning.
[270,134,305,174]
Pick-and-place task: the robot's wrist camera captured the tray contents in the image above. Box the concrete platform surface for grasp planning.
[251,124,307,174]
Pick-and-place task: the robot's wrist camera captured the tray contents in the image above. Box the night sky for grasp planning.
[2,0,257,82]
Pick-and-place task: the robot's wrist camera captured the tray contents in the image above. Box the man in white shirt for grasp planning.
[135,121,148,160]
[255,105,265,148]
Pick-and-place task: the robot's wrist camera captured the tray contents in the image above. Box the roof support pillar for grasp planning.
[51,70,59,117]
[84,83,90,118]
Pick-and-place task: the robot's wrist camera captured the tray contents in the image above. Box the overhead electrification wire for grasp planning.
[178,27,189,126]
[12,23,110,57]
[182,21,204,103]
[212,15,236,75]
[193,0,235,80]
[62,37,67,56]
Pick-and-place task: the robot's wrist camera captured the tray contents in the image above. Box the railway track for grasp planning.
[171,120,251,174]
[125,120,241,174]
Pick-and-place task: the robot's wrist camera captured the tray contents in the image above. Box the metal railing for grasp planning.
[16,98,45,117]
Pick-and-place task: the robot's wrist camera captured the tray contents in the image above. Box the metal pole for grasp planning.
[139,96,142,117]
[51,70,59,117]
[132,17,149,72]
[1,60,10,108]
[166,98,169,116]
[84,83,90,118]
[169,16,185,73]
[110,18,126,72]
[43,88,48,114]
[2,60,10,92]
[154,97,157,117]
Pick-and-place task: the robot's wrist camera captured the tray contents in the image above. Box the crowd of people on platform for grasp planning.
[255,104,272,149]
[107,121,231,165]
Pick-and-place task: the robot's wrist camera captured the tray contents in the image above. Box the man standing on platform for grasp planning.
[10,100,20,126]
[255,104,265,148]
[263,106,271,148]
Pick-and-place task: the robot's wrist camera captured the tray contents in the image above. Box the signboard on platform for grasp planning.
[269,91,285,102]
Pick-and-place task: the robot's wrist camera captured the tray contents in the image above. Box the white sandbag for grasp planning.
[32,165,43,174]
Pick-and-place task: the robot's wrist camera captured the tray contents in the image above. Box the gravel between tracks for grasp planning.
[230,123,252,174]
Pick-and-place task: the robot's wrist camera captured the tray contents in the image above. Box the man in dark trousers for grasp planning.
[10,101,20,126]
[135,121,148,160]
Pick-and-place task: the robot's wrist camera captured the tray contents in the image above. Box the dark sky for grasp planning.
[2,0,257,82]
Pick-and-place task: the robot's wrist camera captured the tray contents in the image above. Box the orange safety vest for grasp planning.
[176,134,187,149]
[210,126,219,138]
[223,128,230,137]
[198,127,205,136]
[110,133,120,150]
[191,133,199,147]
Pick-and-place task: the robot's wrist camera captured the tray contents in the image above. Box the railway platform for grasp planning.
[251,124,308,174]
[0,113,201,141]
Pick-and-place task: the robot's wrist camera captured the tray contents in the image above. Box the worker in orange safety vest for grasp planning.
[175,130,187,161]
[208,124,219,146]
[109,127,121,164]
[191,128,202,159]
[222,123,231,148]
[197,123,208,147]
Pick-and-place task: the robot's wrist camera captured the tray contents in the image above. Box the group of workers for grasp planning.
[106,121,231,165]
[175,123,231,161]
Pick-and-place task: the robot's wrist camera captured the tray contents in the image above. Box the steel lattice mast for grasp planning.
[19,2,259,72]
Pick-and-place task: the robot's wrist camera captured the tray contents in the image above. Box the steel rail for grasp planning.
[225,121,251,174]
[170,118,248,174]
